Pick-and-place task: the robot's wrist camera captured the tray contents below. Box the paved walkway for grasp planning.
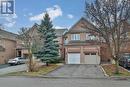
[45,64,105,78]
[0,64,27,75]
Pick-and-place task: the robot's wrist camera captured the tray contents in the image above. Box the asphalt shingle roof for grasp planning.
[0,29,17,41]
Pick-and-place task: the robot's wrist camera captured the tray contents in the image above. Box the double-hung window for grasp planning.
[71,34,80,40]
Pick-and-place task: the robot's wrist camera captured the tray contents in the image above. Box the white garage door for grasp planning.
[68,53,80,64]
[85,53,100,64]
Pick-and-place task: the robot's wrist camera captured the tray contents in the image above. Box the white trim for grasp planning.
[71,34,80,40]
[100,65,109,77]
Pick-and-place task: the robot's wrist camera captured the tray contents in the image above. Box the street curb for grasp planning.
[0,75,109,80]
[2,75,130,80]
[109,76,130,80]
[40,76,108,79]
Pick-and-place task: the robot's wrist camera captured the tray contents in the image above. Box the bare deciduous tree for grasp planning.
[84,0,130,74]
[18,27,34,72]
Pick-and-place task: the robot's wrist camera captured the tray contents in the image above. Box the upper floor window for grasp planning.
[86,33,98,40]
[64,38,68,44]
[71,34,80,40]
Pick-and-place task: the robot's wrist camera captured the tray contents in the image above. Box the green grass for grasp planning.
[6,64,60,77]
[102,64,130,76]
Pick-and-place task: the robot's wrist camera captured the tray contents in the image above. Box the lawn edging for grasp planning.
[100,65,109,77]
[119,66,130,73]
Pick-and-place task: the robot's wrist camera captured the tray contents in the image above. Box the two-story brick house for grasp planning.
[0,29,17,64]
[64,18,111,64]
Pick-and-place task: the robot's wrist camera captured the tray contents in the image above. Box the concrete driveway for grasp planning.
[45,64,105,78]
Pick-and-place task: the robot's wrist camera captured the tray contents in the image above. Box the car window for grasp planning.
[20,57,24,59]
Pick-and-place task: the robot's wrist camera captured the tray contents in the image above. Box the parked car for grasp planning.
[119,53,130,68]
[8,57,27,66]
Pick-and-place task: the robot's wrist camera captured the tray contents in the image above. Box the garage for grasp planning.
[68,53,80,64]
[85,53,100,64]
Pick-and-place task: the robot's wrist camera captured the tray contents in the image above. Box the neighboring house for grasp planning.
[16,23,40,58]
[55,29,68,58]
[120,22,130,53]
[16,23,67,58]
[63,18,111,64]
[0,29,17,64]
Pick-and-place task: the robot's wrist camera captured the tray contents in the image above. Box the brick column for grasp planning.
[80,46,84,64]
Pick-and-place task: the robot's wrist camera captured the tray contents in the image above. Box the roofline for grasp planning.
[1,37,16,41]
[63,17,93,36]
[0,29,18,40]
[54,28,68,30]
[0,29,18,36]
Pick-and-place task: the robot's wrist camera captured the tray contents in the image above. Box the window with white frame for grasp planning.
[86,33,91,40]
[86,33,97,40]
[71,34,80,40]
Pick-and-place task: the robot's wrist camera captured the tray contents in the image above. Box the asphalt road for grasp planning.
[0,77,130,87]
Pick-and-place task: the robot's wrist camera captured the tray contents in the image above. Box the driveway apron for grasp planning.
[44,64,105,78]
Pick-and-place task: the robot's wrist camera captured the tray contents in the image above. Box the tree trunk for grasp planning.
[28,49,33,72]
[28,42,33,72]
[46,62,49,66]
[115,59,119,74]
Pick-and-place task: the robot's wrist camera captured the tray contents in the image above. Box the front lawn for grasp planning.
[6,64,61,77]
[102,64,130,76]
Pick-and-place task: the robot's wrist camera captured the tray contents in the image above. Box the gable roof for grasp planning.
[27,23,39,34]
[55,29,68,37]
[27,23,68,37]
[0,29,17,41]
[64,17,94,35]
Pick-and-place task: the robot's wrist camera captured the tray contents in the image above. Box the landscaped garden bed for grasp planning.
[102,64,130,76]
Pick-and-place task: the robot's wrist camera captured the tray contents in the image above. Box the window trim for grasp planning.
[71,34,80,40]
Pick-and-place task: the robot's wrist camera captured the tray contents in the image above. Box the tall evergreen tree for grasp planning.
[38,13,59,65]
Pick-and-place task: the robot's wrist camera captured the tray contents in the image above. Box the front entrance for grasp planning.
[17,50,22,57]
